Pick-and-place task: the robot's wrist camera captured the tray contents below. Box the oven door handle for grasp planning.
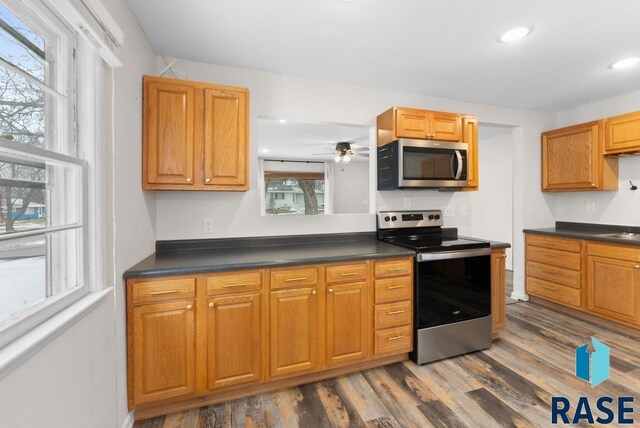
[417,247,491,262]
[454,150,463,180]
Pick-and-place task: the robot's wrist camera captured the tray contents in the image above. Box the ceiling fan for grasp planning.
[312,141,369,163]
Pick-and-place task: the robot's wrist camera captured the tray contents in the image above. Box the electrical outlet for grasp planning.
[203,218,215,234]
[444,207,454,217]
[460,204,468,216]
[586,201,596,212]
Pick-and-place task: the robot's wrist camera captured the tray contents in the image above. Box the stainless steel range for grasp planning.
[377,209,492,364]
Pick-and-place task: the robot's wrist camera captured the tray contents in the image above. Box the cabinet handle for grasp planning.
[590,183,597,188]
[339,272,359,277]
[185,177,192,183]
[285,277,307,282]
[502,255,507,259]
[634,265,640,269]
[311,290,317,295]
[221,283,246,288]
[205,178,211,183]
[208,302,214,308]
[387,267,405,272]
[148,290,178,296]
[328,288,334,293]
[387,285,406,290]
[186,304,193,310]
[542,252,556,257]
[542,269,557,274]
[387,310,405,315]
[387,335,405,341]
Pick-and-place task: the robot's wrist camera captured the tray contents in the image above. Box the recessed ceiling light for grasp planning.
[261,148,270,153]
[499,26,532,43]
[278,119,287,123]
[610,57,640,70]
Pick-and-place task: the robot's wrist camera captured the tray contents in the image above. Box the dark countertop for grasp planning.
[124,232,416,279]
[487,240,511,250]
[524,221,640,247]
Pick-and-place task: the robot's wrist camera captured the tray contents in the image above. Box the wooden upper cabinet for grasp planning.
[462,115,479,190]
[132,299,196,405]
[605,111,640,154]
[207,293,262,390]
[143,75,249,191]
[587,255,640,325]
[326,282,367,366]
[491,249,506,335]
[378,107,463,146]
[541,120,618,192]
[144,80,195,186]
[269,287,318,379]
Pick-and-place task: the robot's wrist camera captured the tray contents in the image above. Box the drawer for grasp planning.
[374,258,412,279]
[526,245,581,270]
[207,271,261,295]
[375,276,413,304]
[526,261,581,289]
[374,301,412,330]
[132,278,196,304]
[588,242,640,262]
[325,262,368,284]
[526,234,581,253]
[270,266,318,290]
[527,276,581,308]
[374,325,413,356]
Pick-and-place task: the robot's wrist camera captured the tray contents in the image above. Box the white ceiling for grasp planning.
[257,118,369,161]
[127,0,640,111]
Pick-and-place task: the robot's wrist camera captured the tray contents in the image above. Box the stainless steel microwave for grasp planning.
[377,139,469,189]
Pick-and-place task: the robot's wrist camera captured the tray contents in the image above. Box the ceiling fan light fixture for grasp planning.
[343,155,352,163]
[334,155,342,163]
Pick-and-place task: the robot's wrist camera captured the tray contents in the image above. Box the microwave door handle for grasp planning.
[450,153,456,179]
[454,150,463,180]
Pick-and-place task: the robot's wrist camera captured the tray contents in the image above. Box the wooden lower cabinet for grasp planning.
[131,299,196,405]
[326,282,368,366]
[491,249,507,335]
[587,255,640,325]
[127,257,414,419]
[207,293,262,389]
[269,287,318,378]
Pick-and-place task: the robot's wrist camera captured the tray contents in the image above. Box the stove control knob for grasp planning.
[384,216,391,222]
[435,214,441,220]
[391,216,397,222]
[428,215,435,220]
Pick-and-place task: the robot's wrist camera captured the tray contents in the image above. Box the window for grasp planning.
[0,0,87,347]
[262,160,326,216]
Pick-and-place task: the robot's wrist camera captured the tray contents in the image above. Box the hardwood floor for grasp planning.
[134,300,640,427]
[505,270,517,305]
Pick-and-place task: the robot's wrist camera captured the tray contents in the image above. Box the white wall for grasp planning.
[332,161,370,214]
[0,1,158,427]
[555,90,640,226]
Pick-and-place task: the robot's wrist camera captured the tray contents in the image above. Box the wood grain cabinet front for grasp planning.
[491,249,507,335]
[326,282,368,366]
[605,111,640,155]
[143,75,249,191]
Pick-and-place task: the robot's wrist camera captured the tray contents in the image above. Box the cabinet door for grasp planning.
[207,293,262,390]
[430,112,462,141]
[462,116,479,189]
[270,287,318,378]
[203,87,248,187]
[542,122,599,190]
[491,250,506,334]
[132,300,196,405]
[326,282,367,366]
[587,256,640,325]
[605,111,640,154]
[395,108,429,139]
[144,80,195,186]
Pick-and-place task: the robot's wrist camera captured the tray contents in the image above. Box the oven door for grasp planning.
[399,139,468,188]
[415,248,491,329]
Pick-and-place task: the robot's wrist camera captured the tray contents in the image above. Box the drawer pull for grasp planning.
[387,310,405,315]
[328,288,334,293]
[542,269,558,274]
[221,283,247,288]
[285,277,307,282]
[542,252,556,257]
[148,290,178,296]
[387,335,405,341]
[339,272,359,277]
[387,267,406,272]
[634,265,640,269]
[387,284,406,290]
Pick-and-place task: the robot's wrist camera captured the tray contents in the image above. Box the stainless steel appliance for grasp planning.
[377,210,492,364]
[377,139,468,189]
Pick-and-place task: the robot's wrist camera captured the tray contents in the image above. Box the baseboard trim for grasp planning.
[510,290,529,301]
[120,412,134,428]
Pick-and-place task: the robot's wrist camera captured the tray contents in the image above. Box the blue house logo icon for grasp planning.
[576,338,610,387]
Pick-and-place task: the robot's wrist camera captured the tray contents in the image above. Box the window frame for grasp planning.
[0,0,98,350]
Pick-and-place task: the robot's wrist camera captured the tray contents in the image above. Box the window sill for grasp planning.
[0,288,112,381]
